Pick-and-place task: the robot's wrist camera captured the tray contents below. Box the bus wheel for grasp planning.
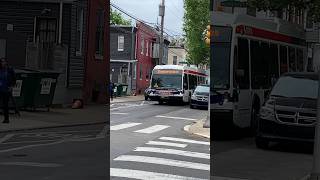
[250,107,259,136]
[255,136,269,149]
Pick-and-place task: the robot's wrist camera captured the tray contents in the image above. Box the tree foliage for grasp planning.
[110,8,132,25]
[183,0,210,65]
[248,0,320,20]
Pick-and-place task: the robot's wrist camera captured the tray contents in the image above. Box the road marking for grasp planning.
[134,125,170,134]
[110,168,208,180]
[140,101,145,105]
[0,162,63,168]
[110,122,141,131]
[0,134,15,143]
[134,147,210,159]
[159,137,210,146]
[155,115,198,121]
[114,155,210,171]
[146,141,188,148]
[213,177,249,180]
[111,112,128,115]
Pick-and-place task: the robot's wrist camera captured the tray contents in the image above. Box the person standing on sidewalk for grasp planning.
[0,58,16,123]
[109,82,114,101]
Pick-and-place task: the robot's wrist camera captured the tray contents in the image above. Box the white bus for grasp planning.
[210,12,310,134]
[148,65,207,104]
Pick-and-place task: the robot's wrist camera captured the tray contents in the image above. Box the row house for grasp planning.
[110,22,170,95]
[0,0,108,104]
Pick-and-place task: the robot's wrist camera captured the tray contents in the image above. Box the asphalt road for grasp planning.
[213,132,314,180]
[110,100,210,180]
[0,124,108,180]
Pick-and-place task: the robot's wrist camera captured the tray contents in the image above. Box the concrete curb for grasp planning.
[299,174,310,180]
[0,121,107,134]
[183,120,210,139]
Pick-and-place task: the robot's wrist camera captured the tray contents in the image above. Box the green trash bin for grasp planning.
[31,70,60,110]
[116,84,123,97]
[11,69,41,109]
[121,85,128,96]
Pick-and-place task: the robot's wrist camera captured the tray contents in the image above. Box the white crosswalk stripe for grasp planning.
[110,122,141,131]
[110,168,208,180]
[146,141,188,148]
[114,155,210,171]
[159,137,210,145]
[134,125,170,134]
[134,147,210,159]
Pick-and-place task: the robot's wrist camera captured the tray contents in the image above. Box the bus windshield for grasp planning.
[151,74,182,89]
[211,26,232,89]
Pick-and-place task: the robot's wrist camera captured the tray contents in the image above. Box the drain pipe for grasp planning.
[58,0,63,45]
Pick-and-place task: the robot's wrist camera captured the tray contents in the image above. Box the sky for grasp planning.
[110,0,185,38]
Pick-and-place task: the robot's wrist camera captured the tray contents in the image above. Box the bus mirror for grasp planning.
[236,69,245,77]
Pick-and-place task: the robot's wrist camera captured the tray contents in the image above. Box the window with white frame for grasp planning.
[141,36,144,55]
[76,8,83,55]
[133,63,137,79]
[118,35,124,51]
[146,41,149,56]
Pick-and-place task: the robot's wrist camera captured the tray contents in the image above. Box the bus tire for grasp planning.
[158,100,164,105]
[255,136,269,149]
[251,97,260,136]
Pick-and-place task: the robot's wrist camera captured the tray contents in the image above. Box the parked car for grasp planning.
[190,84,209,109]
[144,88,151,100]
[256,72,318,149]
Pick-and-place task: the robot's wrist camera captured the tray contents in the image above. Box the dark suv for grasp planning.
[256,72,318,149]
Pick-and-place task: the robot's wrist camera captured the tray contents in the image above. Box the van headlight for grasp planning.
[191,94,197,100]
[259,106,275,120]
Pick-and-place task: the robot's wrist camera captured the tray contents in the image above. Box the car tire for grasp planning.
[255,136,269,149]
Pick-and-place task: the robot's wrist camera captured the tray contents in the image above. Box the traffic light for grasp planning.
[204,25,211,46]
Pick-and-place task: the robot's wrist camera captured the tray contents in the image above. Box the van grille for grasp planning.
[276,110,316,125]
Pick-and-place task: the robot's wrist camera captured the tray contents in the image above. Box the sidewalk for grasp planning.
[184,119,210,139]
[0,105,107,133]
[110,95,144,103]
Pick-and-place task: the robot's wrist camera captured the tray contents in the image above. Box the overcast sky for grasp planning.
[111,0,185,37]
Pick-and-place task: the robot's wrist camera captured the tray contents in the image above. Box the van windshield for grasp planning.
[271,76,318,99]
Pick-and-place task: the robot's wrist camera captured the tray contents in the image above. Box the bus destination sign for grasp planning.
[154,69,182,74]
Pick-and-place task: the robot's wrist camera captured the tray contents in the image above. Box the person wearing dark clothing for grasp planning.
[0,58,16,123]
[109,83,114,101]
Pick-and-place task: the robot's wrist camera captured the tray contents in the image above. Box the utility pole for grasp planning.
[159,0,165,65]
[310,69,320,180]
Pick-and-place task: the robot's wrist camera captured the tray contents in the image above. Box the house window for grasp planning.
[118,35,124,51]
[95,9,104,57]
[0,39,6,59]
[35,17,57,43]
[173,56,177,65]
[76,8,84,55]
[141,36,144,55]
[140,64,143,80]
[133,63,137,79]
[146,41,149,56]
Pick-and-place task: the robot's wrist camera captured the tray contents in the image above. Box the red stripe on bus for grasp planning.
[184,70,207,76]
[235,25,305,45]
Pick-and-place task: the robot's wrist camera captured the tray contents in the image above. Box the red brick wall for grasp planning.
[135,22,157,94]
[83,0,109,104]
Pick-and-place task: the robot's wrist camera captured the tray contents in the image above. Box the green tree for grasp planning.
[110,8,132,25]
[183,0,210,65]
[248,0,320,20]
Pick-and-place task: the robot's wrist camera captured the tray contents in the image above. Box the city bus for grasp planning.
[148,65,207,104]
[210,11,310,134]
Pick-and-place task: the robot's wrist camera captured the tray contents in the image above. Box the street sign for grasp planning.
[220,0,247,8]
